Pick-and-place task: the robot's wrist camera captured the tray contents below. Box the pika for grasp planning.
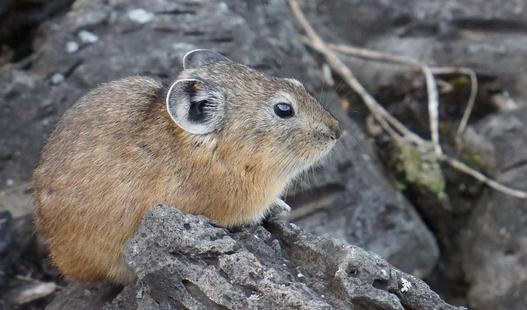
[32,50,342,283]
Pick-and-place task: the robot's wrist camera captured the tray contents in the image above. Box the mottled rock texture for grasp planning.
[47,204,461,310]
[461,108,527,310]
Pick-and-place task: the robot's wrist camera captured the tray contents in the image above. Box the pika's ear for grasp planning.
[183,49,232,70]
[166,78,224,134]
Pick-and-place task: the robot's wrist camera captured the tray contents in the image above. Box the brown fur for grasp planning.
[33,61,341,283]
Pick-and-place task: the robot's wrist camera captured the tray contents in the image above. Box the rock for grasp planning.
[77,30,99,44]
[0,212,60,308]
[0,182,33,218]
[47,204,461,310]
[0,212,35,290]
[65,41,79,54]
[127,9,154,24]
[461,107,527,310]
[0,0,75,62]
[0,211,14,289]
[44,283,122,310]
[0,0,438,278]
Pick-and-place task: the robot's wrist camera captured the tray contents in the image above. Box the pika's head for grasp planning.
[167,49,341,177]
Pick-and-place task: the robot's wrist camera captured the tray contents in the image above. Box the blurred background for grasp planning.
[1,0,527,309]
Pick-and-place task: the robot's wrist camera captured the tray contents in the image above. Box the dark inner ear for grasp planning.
[188,100,207,122]
[166,77,224,135]
[185,81,210,122]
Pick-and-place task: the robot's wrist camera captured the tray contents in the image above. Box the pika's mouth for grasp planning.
[321,138,338,158]
[304,137,339,167]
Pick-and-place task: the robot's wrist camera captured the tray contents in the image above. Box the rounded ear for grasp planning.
[183,49,232,70]
[166,78,224,135]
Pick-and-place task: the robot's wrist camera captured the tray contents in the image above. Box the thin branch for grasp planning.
[422,66,443,156]
[329,43,477,150]
[328,43,421,67]
[443,156,527,199]
[328,43,430,146]
[430,67,478,144]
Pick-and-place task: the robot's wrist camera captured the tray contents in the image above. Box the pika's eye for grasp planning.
[274,102,294,118]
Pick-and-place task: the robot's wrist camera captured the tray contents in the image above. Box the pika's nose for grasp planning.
[329,121,342,140]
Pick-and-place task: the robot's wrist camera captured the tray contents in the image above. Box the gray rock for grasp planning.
[0,0,438,277]
[47,204,461,310]
[461,108,527,310]
[0,211,14,289]
[0,0,75,62]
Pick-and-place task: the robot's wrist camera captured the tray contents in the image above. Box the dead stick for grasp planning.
[422,66,443,156]
[430,67,478,144]
[443,156,527,199]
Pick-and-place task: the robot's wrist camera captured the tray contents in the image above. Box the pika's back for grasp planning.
[58,77,162,136]
[34,77,162,178]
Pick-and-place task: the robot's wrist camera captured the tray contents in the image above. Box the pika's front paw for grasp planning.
[268,198,291,220]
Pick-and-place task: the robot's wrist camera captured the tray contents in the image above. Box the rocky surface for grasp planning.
[0,211,13,289]
[47,204,461,310]
[0,211,59,309]
[460,108,527,310]
[0,0,438,280]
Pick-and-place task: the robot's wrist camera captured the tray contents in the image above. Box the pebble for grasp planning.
[51,73,65,85]
[78,30,99,44]
[65,41,79,53]
[400,277,412,293]
[128,9,154,24]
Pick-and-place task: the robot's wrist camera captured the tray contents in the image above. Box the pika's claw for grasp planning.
[268,198,291,220]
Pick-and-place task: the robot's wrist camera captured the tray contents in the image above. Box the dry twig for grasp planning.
[330,43,477,151]
[430,67,478,145]
[444,157,527,199]
[288,0,527,200]
[422,66,442,156]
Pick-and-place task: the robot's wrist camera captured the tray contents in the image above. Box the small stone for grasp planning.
[400,277,412,293]
[128,9,154,24]
[50,73,65,85]
[65,41,79,53]
[78,30,99,44]
[6,179,14,186]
